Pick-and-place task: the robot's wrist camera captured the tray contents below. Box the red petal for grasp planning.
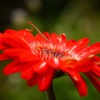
[3,60,22,75]
[74,47,89,59]
[60,33,67,42]
[27,75,38,87]
[4,29,26,42]
[4,29,35,47]
[89,42,100,54]
[66,40,76,50]
[4,29,18,35]
[33,61,49,74]
[70,38,89,52]
[43,32,50,40]
[3,48,25,59]
[47,57,60,69]
[76,60,95,72]
[68,70,88,96]
[0,43,6,50]
[19,50,40,62]
[20,68,34,80]
[91,65,100,77]
[37,68,55,91]
[85,72,100,92]
[35,33,47,42]
[50,33,58,43]
[0,54,8,60]
[1,34,29,49]
[17,30,34,43]
[0,33,6,49]
[51,33,66,44]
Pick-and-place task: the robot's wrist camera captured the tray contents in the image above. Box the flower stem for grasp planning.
[46,83,56,100]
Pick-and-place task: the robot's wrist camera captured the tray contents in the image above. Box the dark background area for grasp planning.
[0,0,69,31]
[0,0,100,100]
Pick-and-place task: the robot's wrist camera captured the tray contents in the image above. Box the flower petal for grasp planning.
[1,34,29,49]
[33,61,48,74]
[35,33,47,42]
[17,30,34,43]
[91,65,100,77]
[50,33,58,43]
[74,47,89,60]
[19,50,40,62]
[0,54,8,60]
[47,57,60,69]
[68,69,88,96]
[76,59,95,72]
[85,72,100,92]
[4,29,18,35]
[3,60,22,75]
[37,68,55,91]
[27,75,38,87]
[43,32,50,40]
[3,48,25,59]
[89,42,100,54]
[70,38,89,52]
[60,33,67,41]
[66,40,76,50]
[20,68,34,80]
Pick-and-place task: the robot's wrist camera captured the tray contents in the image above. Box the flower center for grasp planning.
[29,41,66,60]
[41,49,64,59]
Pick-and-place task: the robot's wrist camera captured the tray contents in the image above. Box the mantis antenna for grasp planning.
[28,21,50,42]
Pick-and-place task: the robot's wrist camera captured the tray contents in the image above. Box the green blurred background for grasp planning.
[0,0,100,100]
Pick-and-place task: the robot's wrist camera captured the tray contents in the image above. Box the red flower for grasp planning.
[0,28,100,97]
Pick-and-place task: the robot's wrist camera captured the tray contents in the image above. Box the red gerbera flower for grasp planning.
[0,22,100,97]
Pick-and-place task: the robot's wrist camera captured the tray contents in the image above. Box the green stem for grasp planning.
[46,83,56,100]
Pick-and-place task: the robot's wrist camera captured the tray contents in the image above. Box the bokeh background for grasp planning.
[0,0,100,100]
